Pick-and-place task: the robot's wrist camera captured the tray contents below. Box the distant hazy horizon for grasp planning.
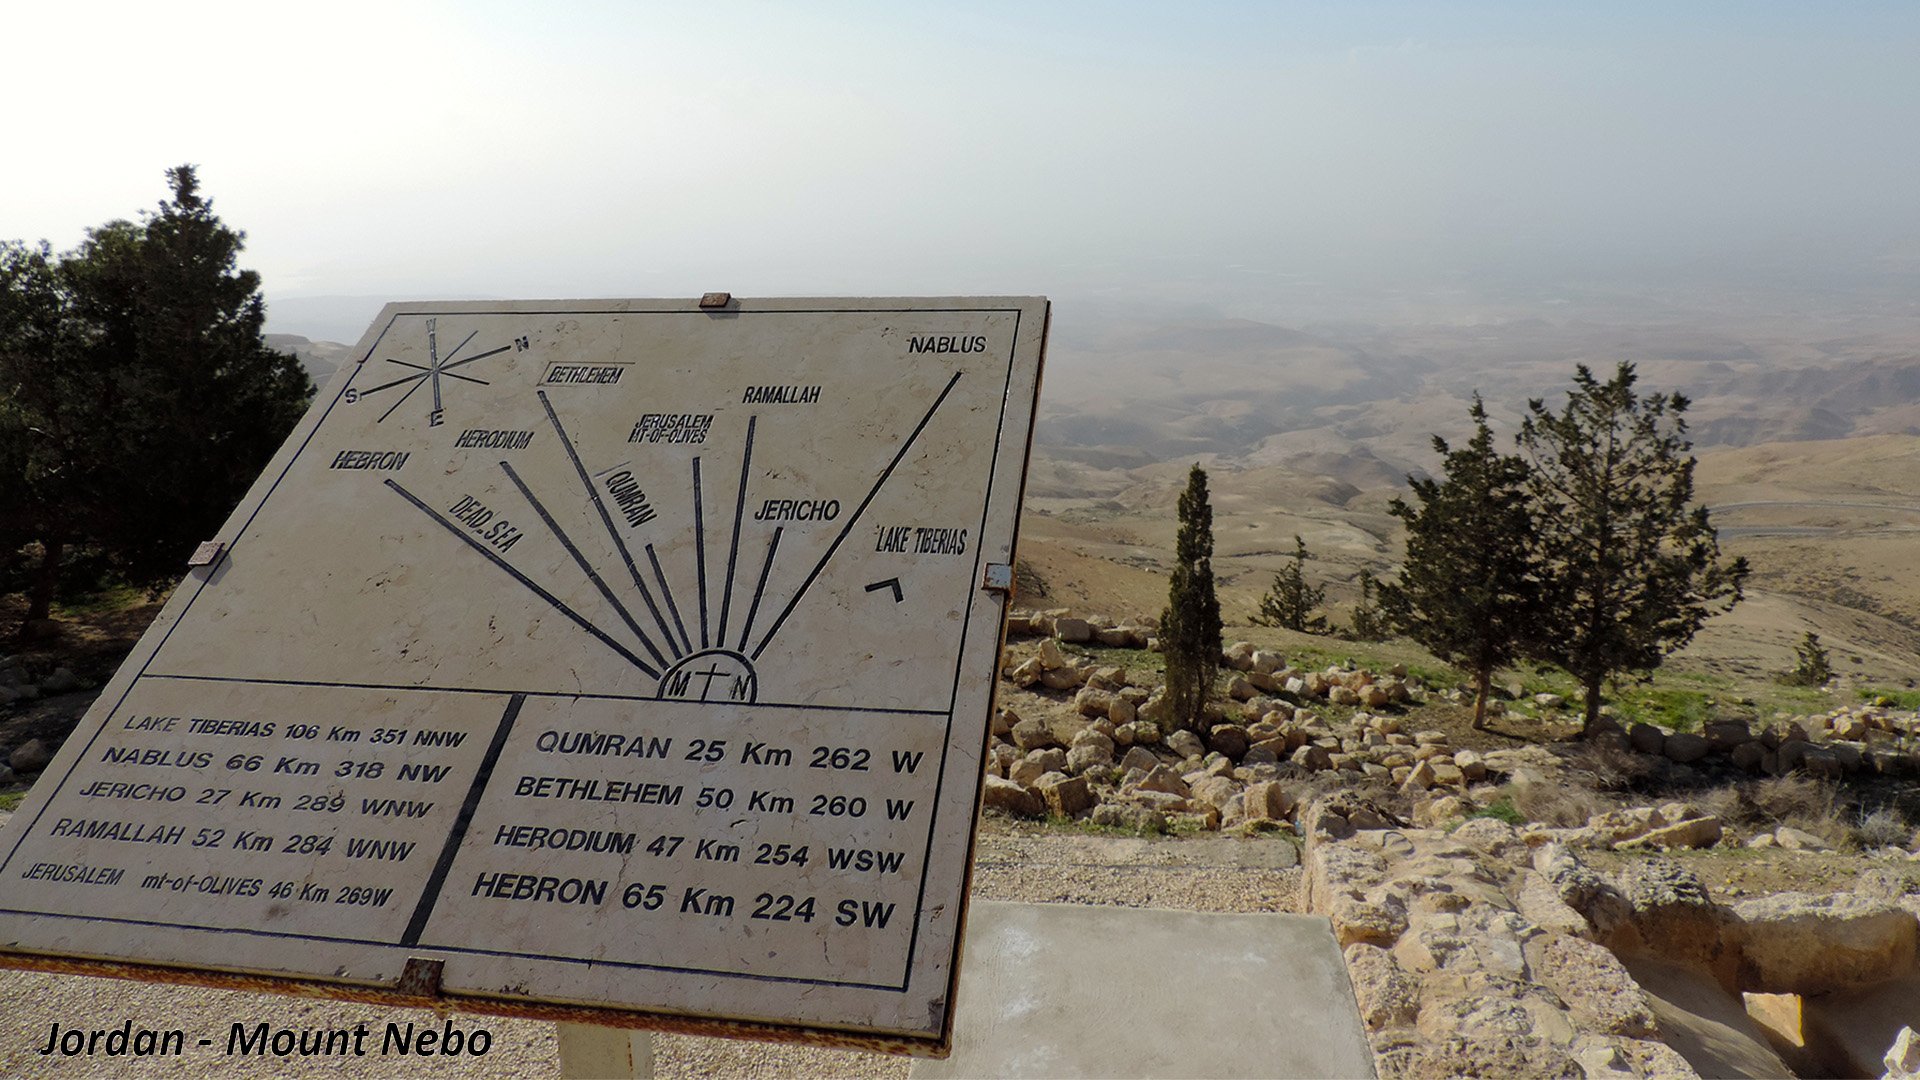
[9,2,1919,342]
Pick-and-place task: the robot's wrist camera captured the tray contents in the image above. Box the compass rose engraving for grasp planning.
[360,318,511,425]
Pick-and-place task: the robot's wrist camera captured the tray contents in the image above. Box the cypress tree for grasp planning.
[1161,464,1223,731]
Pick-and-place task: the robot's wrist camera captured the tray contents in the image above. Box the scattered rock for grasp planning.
[1037,773,1094,817]
[1053,617,1092,643]
[9,739,51,774]
[981,776,1044,817]
[1090,803,1166,833]
[1663,733,1710,764]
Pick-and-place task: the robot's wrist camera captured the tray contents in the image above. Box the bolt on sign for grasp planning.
[0,297,1049,1054]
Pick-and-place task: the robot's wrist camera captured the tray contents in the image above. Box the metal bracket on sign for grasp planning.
[396,957,445,998]
[981,563,1014,595]
[187,541,224,568]
[698,292,733,309]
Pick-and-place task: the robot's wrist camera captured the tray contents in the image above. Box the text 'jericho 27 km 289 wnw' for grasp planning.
[0,296,1050,1054]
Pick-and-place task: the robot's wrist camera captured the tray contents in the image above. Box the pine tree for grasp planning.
[1251,535,1327,633]
[1518,363,1747,735]
[1160,464,1223,731]
[0,166,312,630]
[1379,396,1541,728]
[1346,568,1389,643]
[1780,631,1832,687]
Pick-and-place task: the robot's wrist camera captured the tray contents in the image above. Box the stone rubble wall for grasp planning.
[992,613,1920,860]
[1300,796,1920,1079]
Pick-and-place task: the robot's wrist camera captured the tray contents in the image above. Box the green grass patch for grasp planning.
[1465,795,1525,826]
[0,792,25,813]
[1860,687,1920,710]
[51,583,152,617]
[1610,686,1715,732]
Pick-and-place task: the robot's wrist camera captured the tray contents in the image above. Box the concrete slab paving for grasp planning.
[912,900,1374,1079]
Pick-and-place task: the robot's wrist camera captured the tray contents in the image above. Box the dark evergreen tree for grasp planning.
[0,166,312,630]
[1160,464,1223,731]
[1345,568,1390,643]
[1251,535,1327,633]
[1379,396,1541,728]
[1518,363,1747,735]
[1780,631,1832,687]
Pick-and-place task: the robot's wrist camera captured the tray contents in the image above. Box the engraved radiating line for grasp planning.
[364,369,431,394]
[692,457,710,649]
[536,390,687,661]
[750,370,963,662]
[644,543,693,655]
[439,329,478,366]
[714,416,757,647]
[383,479,660,677]
[441,345,510,372]
[737,527,784,652]
[382,357,489,386]
[499,459,670,670]
[376,375,432,423]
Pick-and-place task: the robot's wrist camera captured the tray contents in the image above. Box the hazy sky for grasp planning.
[8,2,1919,339]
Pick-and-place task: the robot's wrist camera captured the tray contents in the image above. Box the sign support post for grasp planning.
[556,1023,654,1078]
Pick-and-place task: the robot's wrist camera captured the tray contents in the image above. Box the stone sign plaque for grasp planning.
[0,297,1049,1051]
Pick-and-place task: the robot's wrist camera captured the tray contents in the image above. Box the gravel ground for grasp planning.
[0,819,1302,1078]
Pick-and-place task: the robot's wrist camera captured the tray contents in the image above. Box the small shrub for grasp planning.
[1739,774,1853,848]
[1467,796,1526,826]
[1561,739,1662,795]
[1508,780,1618,827]
[1854,807,1913,850]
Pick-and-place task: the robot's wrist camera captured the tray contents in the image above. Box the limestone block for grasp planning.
[1053,617,1092,643]
[1038,773,1094,817]
[1188,774,1241,811]
[9,739,51,773]
[1165,729,1205,760]
[1525,933,1658,1037]
[982,776,1044,818]
[1241,781,1293,822]
[1627,816,1723,850]
[1090,803,1166,833]
[1664,733,1710,763]
[1331,889,1408,949]
[1205,723,1249,760]
[1343,943,1419,1031]
[1134,764,1191,798]
[1733,892,1918,995]
[1038,667,1085,691]
[1037,638,1066,670]
[1628,723,1667,755]
[1073,687,1115,718]
[1065,743,1113,775]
